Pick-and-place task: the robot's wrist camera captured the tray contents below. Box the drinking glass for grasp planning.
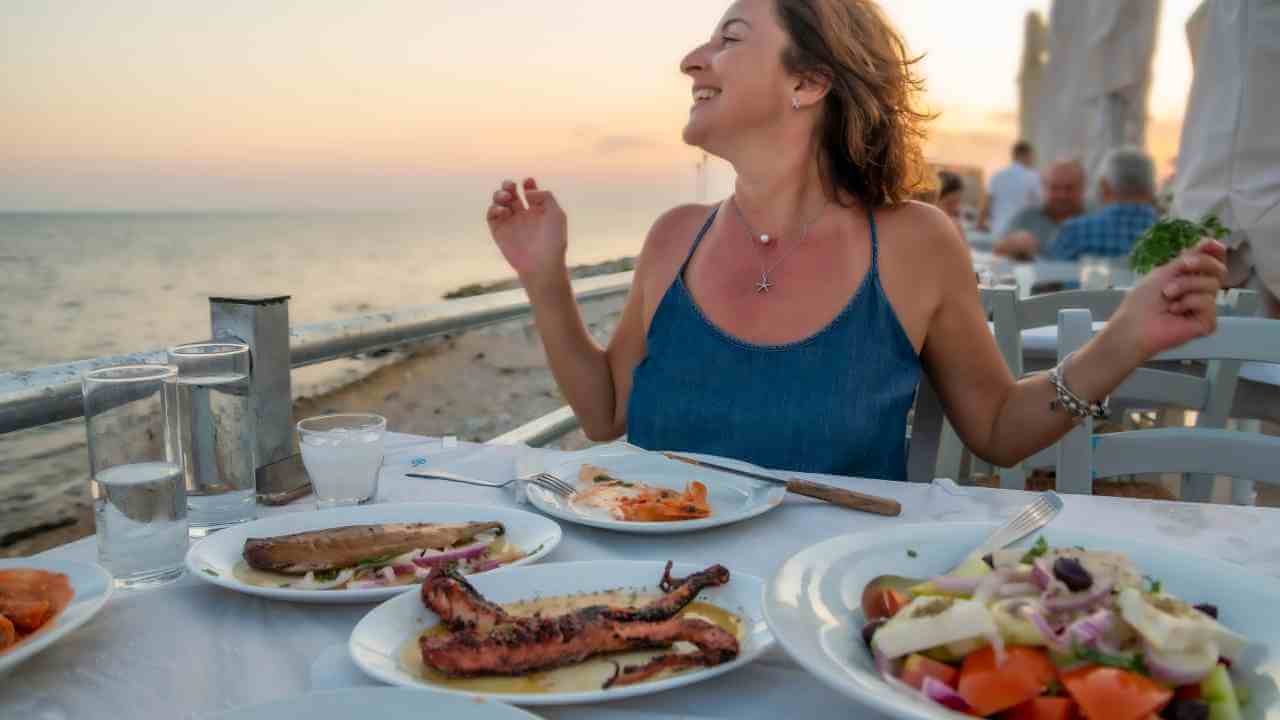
[298,414,386,509]
[1079,255,1114,290]
[82,365,187,589]
[168,342,256,536]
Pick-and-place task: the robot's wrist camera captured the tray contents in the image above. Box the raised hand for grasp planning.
[486,177,568,284]
[1111,238,1229,358]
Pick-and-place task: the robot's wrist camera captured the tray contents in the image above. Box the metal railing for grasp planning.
[0,272,632,435]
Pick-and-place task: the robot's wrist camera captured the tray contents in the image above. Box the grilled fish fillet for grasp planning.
[242,521,504,574]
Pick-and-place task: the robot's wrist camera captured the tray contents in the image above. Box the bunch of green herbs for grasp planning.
[1129,214,1229,274]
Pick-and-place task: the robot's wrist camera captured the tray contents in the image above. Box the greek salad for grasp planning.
[861,537,1252,720]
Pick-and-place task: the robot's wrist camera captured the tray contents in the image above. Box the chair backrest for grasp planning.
[983,286,1129,377]
[1055,309,1280,501]
[906,374,945,483]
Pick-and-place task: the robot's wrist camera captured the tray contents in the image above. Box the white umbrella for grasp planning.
[1036,0,1161,183]
[1173,0,1280,298]
[1018,11,1047,145]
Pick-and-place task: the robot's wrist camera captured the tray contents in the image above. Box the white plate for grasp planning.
[204,687,540,720]
[0,557,113,676]
[764,523,1280,720]
[525,450,786,534]
[350,560,774,706]
[186,503,562,604]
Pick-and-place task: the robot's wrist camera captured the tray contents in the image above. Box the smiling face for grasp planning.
[680,0,798,158]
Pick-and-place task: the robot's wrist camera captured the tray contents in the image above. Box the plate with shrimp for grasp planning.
[524,449,785,534]
[0,557,112,675]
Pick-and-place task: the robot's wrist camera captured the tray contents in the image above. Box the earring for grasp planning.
[792,97,801,110]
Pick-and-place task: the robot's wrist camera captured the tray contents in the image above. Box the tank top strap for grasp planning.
[867,204,881,280]
[680,206,720,271]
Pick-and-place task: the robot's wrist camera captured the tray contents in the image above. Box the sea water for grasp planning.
[174,373,256,535]
[93,461,188,587]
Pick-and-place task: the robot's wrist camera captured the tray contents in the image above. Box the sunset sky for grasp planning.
[2,0,1201,211]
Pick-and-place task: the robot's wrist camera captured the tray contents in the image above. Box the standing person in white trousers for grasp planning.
[1175,0,1280,318]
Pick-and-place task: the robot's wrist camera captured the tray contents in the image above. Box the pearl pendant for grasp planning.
[758,234,771,245]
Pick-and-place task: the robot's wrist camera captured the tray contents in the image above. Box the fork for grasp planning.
[969,490,1064,560]
[406,469,577,497]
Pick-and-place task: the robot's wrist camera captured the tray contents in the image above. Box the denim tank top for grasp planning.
[627,206,922,481]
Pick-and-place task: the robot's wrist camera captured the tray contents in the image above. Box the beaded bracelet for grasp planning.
[1047,351,1111,421]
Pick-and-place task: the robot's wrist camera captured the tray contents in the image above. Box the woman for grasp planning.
[484,0,1225,481]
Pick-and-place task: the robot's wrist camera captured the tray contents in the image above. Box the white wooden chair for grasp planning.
[935,287,1260,489]
[935,287,1129,488]
[1055,309,1280,502]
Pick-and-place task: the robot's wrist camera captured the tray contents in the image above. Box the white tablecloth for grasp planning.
[6,434,1280,720]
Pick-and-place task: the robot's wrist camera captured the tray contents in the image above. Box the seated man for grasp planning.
[992,160,1085,260]
[1045,147,1159,261]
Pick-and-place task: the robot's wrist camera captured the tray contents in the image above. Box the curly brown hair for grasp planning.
[774,0,934,208]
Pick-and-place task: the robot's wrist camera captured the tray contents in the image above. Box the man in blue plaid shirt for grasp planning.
[1045,147,1159,261]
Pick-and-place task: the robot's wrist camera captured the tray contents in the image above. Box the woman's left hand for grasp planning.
[1111,238,1229,359]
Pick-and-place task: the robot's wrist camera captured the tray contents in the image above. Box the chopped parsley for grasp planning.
[202,568,219,577]
[906,549,918,558]
[1145,575,1163,594]
[313,569,340,582]
[1072,642,1147,675]
[1021,536,1050,564]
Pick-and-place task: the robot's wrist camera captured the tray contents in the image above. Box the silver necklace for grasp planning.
[730,195,828,294]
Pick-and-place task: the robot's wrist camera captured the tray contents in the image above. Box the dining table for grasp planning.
[5,433,1280,720]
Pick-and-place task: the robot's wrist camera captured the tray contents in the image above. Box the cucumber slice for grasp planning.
[1201,665,1243,720]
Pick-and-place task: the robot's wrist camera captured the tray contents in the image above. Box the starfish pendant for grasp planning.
[755,273,773,294]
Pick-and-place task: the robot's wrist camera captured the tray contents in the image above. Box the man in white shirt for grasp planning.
[980,141,1041,239]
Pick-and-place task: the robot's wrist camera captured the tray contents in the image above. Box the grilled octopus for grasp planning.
[418,561,740,688]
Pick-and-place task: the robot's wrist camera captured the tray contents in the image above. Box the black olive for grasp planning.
[982,553,995,569]
[1160,698,1209,720]
[861,618,887,648]
[1052,557,1094,592]
[1193,603,1219,620]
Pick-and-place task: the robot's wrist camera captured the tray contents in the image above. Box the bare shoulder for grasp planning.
[642,203,716,261]
[635,203,716,283]
[874,200,972,281]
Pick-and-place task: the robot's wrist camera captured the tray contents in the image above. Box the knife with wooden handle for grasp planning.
[662,452,902,517]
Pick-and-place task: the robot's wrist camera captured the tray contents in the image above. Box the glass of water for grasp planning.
[1079,254,1114,290]
[298,414,386,508]
[82,365,187,589]
[168,342,256,536]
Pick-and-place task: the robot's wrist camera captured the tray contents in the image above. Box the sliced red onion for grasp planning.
[391,564,417,576]
[1031,558,1055,591]
[998,582,1042,598]
[931,575,983,594]
[922,676,973,713]
[378,566,397,583]
[1043,578,1113,612]
[411,541,490,568]
[1026,608,1114,654]
[974,568,1013,604]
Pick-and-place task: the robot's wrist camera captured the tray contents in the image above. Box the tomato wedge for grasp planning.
[1061,666,1173,720]
[1004,697,1076,720]
[862,586,911,622]
[957,646,1057,716]
[900,653,959,690]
